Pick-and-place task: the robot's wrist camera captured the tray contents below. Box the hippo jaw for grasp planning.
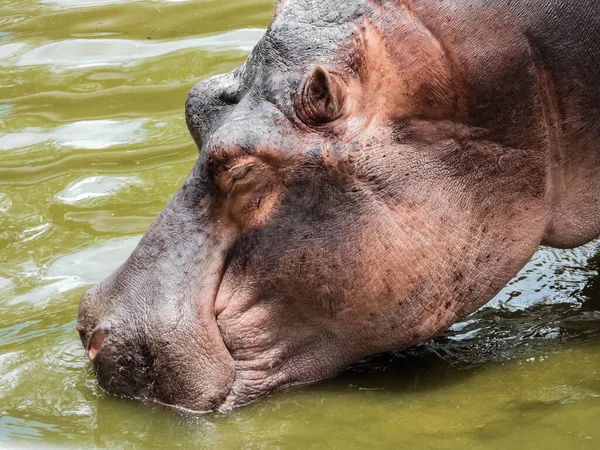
[75,0,581,412]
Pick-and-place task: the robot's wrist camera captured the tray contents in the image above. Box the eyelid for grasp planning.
[227,163,257,194]
[217,162,255,193]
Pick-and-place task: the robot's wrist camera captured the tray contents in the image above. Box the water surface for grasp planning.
[0,0,598,448]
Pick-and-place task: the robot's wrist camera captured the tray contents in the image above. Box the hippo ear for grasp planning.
[302,66,347,124]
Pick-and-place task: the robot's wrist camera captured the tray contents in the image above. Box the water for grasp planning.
[0,0,598,448]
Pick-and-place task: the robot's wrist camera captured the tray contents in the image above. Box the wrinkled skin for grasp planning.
[77,0,600,412]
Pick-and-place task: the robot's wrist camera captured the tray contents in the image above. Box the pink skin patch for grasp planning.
[89,328,106,360]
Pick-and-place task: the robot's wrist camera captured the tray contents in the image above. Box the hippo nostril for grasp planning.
[88,323,110,360]
[89,329,106,359]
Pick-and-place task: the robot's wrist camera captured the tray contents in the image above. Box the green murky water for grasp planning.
[0,0,598,448]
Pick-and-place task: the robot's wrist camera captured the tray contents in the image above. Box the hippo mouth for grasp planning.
[82,317,238,413]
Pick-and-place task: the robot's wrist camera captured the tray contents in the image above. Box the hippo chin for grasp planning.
[77,0,600,412]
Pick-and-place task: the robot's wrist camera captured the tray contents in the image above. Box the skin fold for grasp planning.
[77,0,600,412]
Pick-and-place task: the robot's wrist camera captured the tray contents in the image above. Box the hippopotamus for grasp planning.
[76,0,600,412]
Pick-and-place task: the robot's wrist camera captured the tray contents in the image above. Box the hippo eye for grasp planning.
[298,66,347,125]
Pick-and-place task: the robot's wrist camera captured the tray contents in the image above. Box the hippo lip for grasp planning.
[213,237,239,316]
[210,244,242,410]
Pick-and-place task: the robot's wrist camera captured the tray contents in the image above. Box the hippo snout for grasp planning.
[77,286,192,405]
[75,186,239,411]
[76,286,155,401]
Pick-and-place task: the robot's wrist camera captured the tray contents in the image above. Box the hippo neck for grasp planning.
[402,0,600,249]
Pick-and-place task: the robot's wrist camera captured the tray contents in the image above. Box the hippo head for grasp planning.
[77,0,552,412]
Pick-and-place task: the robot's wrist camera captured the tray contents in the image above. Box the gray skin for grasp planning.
[77,0,600,412]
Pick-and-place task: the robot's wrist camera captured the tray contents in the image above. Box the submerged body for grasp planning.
[77,0,600,412]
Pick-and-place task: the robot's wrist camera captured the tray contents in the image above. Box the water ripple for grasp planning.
[485,241,600,311]
[7,236,141,306]
[0,119,147,151]
[8,29,264,69]
[42,0,196,8]
[18,224,52,244]
[0,193,12,214]
[0,416,59,442]
[56,176,142,205]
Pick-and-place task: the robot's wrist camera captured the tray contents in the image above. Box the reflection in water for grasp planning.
[0,104,12,117]
[0,119,147,151]
[581,252,600,310]
[56,176,142,205]
[0,277,11,293]
[0,130,47,151]
[487,241,600,311]
[0,43,26,60]
[18,223,52,244]
[52,119,147,149]
[0,193,12,214]
[0,416,59,441]
[41,0,196,8]
[13,29,264,69]
[6,236,140,305]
